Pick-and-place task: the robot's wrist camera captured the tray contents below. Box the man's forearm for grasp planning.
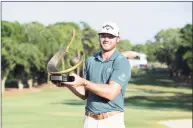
[83,79,121,100]
[67,86,87,100]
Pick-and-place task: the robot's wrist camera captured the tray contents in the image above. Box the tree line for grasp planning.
[1,21,192,92]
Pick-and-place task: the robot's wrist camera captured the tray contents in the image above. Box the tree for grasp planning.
[154,28,182,66]
[180,24,192,72]
[1,21,25,92]
[154,25,192,77]
[80,21,99,57]
[132,44,146,53]
[144,40,159,62]
[117,39,132,52]
[2,37,43,91]
[2,21,45,92]
[2,38,17,92]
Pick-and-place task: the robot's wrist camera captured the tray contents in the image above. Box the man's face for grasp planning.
[99,33,120,52]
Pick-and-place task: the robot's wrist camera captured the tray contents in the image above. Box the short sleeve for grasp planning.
[83,57,93,79]
[110,57,131,88]
[83,63,87,79]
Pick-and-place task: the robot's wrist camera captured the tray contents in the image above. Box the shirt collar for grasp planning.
[94,49,120,62]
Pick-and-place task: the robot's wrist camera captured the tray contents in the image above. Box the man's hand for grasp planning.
[52,73,85,88]
[61,73,85,87]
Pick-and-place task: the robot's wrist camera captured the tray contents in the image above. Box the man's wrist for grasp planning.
[82,79,88,87]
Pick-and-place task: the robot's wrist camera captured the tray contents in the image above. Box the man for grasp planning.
[56,22,131,128]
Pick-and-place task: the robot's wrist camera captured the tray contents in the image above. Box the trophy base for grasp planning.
[50,74,75,82]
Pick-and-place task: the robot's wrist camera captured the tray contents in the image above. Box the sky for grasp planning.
[1,2,192,44]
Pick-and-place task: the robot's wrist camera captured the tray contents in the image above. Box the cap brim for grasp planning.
[98,32,118,36]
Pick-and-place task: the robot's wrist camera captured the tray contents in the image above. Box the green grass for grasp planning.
[2,69,192,128]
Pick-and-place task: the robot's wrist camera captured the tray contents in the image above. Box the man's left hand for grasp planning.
[61,73,85,87]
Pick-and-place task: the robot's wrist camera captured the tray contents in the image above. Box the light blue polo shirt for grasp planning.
[84,49,131,114]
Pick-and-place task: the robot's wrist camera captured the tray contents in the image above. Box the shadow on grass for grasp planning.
[127,68,192,111]
[130,88,190,95]
[50,99,85,106]
[50,94,192,111]
[124,93,192,111]
[130,68,192,88]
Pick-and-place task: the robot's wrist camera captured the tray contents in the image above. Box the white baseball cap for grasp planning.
[98,22,119,36]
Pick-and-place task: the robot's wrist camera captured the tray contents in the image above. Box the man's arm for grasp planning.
[121,51,138,59]
[54,82,88,100]
[60,75,121,101]
[66,85,88,100]
[83,79,121,101]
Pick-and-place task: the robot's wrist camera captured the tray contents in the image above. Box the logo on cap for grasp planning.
[102,24,114,30]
